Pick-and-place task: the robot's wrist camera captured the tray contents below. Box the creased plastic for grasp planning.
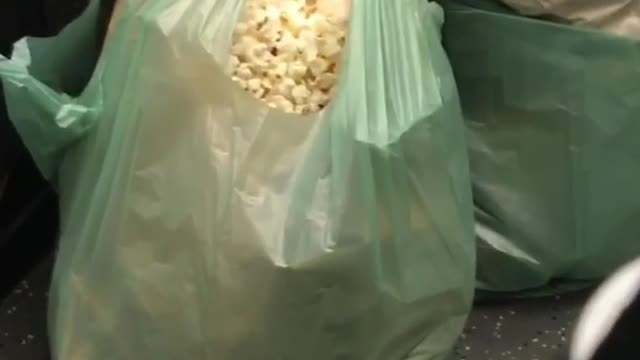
[499,0,640,39]
[1,0,475,358]
[0,0,102,298]
[441,0,640,293]
[0,0,104,179]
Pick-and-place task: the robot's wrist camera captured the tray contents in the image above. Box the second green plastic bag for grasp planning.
[441,0,640,293]
[1,0,475,358]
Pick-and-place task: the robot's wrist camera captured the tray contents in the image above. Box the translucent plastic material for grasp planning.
[1,0,474,358]
[441,0,640,293]
[500,0,640,39]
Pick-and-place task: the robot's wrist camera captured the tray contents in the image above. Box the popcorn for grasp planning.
[229,0,349,115]
[309,89,329,106]
[319,36,343,59]
[267,95,295,113]
[271,77,296,97]
[315,72,337,91]
[235,63,253,80]
[247,78,262,92]
[269,63,289,79]
[308,58,329,77]
[291,84,312,104]
[231,76,247,89]
[287,61,308,81]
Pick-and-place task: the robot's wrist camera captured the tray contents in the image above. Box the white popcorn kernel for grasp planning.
[232,76,247,90]
[287,61,308,80]
[308,58,329,77]
[268,95,295,113]
[228,55,241,74]
[271,78,296,97]
[276,32,299,59]
[229,0,349,114]
[307,103,321,113]
[229,55,240,69]
[247,78,262,93]
[319,36,342,59]
[231,35,256,57]
[260,78,273,92]
[270,62,289,79]
[310,89,329,106]
[295,104,311,114]
[248,7,267,27]
[301,47,319,64]
[298,30,319,62]
[260,28,281,43]
[282,5,307,35]
[315,73,337,91]
[317,0,351,23]
[247,42,269,62]
[292,84,311,104]
[307,14,332,34]
[258,12,282,40]
[235,63,253,80]
[254,87,266,98]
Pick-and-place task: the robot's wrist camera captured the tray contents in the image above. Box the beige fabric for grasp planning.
[501,0,640,38]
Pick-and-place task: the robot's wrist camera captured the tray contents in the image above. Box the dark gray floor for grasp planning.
[450,291,589,360]
[0,258,589,360]
[0,258,51,360]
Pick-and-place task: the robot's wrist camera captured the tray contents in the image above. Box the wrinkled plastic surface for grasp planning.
[499,0,640,39]
[1,0,475,358]
[441,0,640,293]
[19,0,104,95]
[0,0,106,180]
[0,0,99,297]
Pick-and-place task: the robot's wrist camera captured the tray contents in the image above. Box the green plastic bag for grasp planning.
[15,0,104,94]
[440,0,640,293]
[0,0,105,179]
[1,0,474,358]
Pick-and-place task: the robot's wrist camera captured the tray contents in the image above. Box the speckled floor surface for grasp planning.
[0,257,51,360]
[0,257,589,360]
[450,291,589,360]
